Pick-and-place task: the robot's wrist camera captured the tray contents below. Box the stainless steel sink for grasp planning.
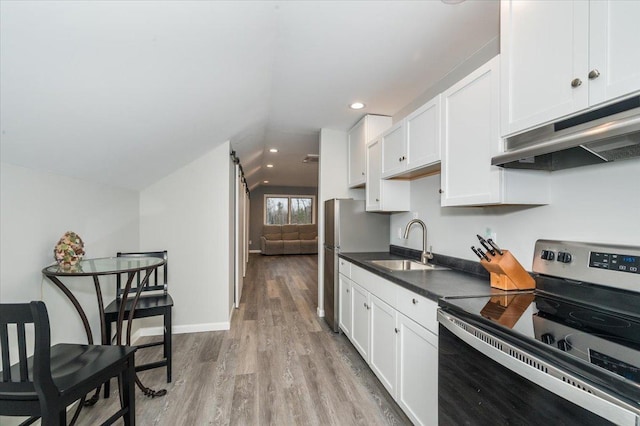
[369,259,449,272]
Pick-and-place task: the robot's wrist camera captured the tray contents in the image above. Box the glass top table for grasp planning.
[43,256,165,277]
[43,256,168,407]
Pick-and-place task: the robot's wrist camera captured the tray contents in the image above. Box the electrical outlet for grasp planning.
[484,228,497,242]
[397,227,403,239]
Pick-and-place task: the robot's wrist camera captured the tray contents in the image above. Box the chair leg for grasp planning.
[122,355,136,426]
[104,319,112,398]
[165,309,172,383]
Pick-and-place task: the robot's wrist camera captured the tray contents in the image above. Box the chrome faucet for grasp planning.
[403,219,433,264]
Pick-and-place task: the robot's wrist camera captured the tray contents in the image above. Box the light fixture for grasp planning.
[441,0,465,4]
[349,102,365,110]
[263,180,269,184]
[269,148,278,153]
[266,164,274,168]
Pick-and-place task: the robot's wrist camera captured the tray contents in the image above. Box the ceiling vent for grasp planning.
[303,154,319,163]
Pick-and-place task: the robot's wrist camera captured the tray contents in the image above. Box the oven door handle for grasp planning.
[438,309,640,426]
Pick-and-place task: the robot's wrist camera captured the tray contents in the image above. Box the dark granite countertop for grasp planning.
[339,247,508,303]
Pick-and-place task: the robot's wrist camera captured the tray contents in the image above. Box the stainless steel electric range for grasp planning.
[438,240,640,425]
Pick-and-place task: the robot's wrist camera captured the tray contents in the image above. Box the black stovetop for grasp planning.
[440,275,640,399]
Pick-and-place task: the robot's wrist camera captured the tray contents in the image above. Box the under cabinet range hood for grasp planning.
[492,96,640,171]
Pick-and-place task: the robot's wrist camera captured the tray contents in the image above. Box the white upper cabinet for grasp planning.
[405,95,441,172]
[441,56,548,207]
[589,0,640,104]
[381,122,406,178]
[366,136,410,212]
[501,0,640,137]
[348,115,392,188]
[381,96,441,179]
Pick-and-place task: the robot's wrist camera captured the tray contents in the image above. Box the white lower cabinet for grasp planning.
[338,274,352,338]
[397,313,438,426]
[351,281,370,361]
[369,295,398,397]
[340,264,438,426]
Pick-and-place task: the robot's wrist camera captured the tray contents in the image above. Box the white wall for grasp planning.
[391,160,640,272]
[0,162,139,346]
[317,128,364,316]
[139,142,234,334]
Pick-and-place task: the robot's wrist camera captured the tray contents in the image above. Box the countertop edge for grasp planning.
[338,251,496,303]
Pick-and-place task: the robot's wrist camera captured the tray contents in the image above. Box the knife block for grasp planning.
[480,250,535,291]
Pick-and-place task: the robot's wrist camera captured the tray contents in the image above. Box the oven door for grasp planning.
[438,309,639,426]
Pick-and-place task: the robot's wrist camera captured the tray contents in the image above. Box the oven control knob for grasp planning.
[540,250,555,261]
[557,252,572,263]
[557,339,572,352]
[541,333,555,345]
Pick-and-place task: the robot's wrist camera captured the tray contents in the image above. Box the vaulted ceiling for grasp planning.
[0,1,499,191]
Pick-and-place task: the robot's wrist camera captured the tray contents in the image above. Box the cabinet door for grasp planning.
[381,122,406,178]
[369,295,398,398]
[501,0,589,136]
[338,274,352,338]
[351,282,370,361]
[589,0,640,104]
[397,314,438,426]
[348,118,366,187]
[406,95,441,171]
[441,56,502,206]
[365,138,381,211]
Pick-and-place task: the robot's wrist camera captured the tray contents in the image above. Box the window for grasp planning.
[264,194,315,225]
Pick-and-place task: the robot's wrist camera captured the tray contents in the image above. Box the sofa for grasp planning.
[260,224,318,255]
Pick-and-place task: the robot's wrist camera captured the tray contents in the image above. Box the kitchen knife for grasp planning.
[487,238,504,256]
[477,248,491,262]
[472,246,491,262]
[477,234,496,256]
[471,246,484,261]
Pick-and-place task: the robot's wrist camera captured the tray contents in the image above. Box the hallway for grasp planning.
[80,254,410,425]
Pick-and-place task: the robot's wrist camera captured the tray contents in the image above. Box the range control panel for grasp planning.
[533,240,640,292]
[589,252,639,274]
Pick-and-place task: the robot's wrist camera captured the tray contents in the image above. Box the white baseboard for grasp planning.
[317,307,325,317]
[136,322,231,338]
[249,249,261,253]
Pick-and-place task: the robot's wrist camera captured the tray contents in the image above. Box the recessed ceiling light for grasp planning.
[266,164,274,168]
[263,180,269,184]
[349,102,365,110]
[269,148,278,153]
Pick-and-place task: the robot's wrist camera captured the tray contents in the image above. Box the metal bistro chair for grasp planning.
[102,251,173,397]
[0,301,136,426]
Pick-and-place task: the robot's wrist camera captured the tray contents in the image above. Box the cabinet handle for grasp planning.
[571,78,582,88]
[402,156,406,161]
[346,288,349,293]
[362,172,365,176]
[588,69,600,80]
[375,198,379,202]
[395,328,399,334]
[412,298,418,305]
[438,189,443,194]
[398,157,402,162]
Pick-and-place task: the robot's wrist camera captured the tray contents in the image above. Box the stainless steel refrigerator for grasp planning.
[324,198,390,332]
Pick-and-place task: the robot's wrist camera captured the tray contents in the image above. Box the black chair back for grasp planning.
[116,250,168,300]
[0,302,57,412]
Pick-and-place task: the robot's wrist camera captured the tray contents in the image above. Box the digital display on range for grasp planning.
[589,252,640,274]
[589,349,639,385]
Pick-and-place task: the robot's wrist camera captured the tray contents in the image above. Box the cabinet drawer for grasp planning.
[339,259,352,278]
[395,286,438,334]
[351,265,397,309]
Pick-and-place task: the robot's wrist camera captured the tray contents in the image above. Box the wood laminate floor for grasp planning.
[77,254,411,425]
